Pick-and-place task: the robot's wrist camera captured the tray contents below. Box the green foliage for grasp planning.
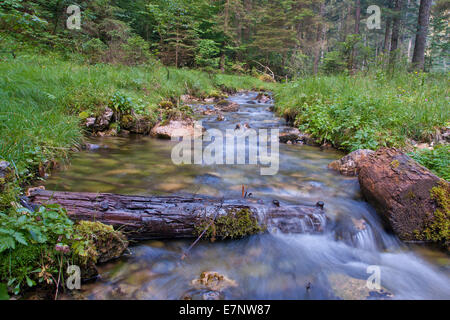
[0,204,74,294]
[82,38,108,64]
[121,35,152,66]
[195,39,220,69]
[410,144,450,181]
[110,91,148,115]
[0,282,9,300]
[0,205,73,254]
[274,72,449,152]
[0,202,127,295]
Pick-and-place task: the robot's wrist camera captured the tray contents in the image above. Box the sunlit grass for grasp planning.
[274,71,449,151]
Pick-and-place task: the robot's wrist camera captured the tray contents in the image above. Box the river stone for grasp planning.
[191,271,238,292]
[328,149,374,176]
[328,273,393,300]
[215,100,239,112]
[255,92,271,103]
[151,120,202,139]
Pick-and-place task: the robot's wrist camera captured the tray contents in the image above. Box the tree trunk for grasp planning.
[412,0,433,70]
[383,17,392,52]
[354,0,361,34]
[28,190,327,241]
[350,0,362,74]
[389,0,404,68]
[358,148,449,246]
[390,0,403,52]
[313,2,326,75]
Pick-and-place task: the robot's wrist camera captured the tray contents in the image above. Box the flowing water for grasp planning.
[46,92,450,300]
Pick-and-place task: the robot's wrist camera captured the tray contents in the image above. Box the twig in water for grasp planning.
[181,198,224,260]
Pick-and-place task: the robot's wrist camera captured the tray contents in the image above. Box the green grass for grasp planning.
[274,71,449,152]
[0,53,273,182]
[409,144,450,181]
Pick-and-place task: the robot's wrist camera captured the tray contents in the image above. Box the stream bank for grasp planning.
[41,91,450,300]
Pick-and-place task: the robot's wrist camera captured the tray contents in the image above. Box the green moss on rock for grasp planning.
[73,221,128,264]
[195,208,265,241]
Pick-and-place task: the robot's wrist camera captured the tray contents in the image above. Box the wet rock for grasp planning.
[180,95,196,103]
[328,273,393,300]
[328,149,374,176]
[255,92,271,103]
[191,271,238,292]
[279,128,302,144]
[95,107,114,131]
[111,283,138,299]
[151,120,203,139]
[202,291,222,300]
[216,114,225,121]
[82,143,108,151]
[121,115,152,134]
[358,148,449,245]
[246,100,256,104]
[204,97,216,103]
[215,100,239,112]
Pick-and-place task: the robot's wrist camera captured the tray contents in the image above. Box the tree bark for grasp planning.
[358,148,448,245]
[412,0,433,70]
[28,190,327,240]
[383,17,392,52]
[390,0,403,52]
[313,2,326,75]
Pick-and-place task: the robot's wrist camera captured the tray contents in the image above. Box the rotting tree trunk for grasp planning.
[28,190,327,241]
[358,148,449,245]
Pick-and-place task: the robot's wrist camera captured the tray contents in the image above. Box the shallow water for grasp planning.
[46,92,450,300]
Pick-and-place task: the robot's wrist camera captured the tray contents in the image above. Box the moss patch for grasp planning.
[195,208,265,241]
[73,221,128,265]
[414,180,449,247]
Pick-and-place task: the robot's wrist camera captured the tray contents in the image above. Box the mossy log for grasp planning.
[28,190,327,241]
[358,148,449,247]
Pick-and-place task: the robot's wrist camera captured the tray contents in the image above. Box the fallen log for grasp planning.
[28,190,327,241]
[358,148,449,247]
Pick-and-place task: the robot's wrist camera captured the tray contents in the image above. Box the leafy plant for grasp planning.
[410,144,450,180]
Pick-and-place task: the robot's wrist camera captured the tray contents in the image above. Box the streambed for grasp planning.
[45,92,450,300]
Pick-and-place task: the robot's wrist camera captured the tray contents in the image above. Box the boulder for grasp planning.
[358,148,449,246]
[84,107,114,132]
[328,149,374,176]
[150,120,202,139]
[279,128,318,146]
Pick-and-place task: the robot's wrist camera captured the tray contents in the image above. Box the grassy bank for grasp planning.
[0,52,274,297]
[274,72,449,152]
[0,54,274,184]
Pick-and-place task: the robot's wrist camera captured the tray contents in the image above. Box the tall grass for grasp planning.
[0,54,273,181]
[274,71,449,151]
